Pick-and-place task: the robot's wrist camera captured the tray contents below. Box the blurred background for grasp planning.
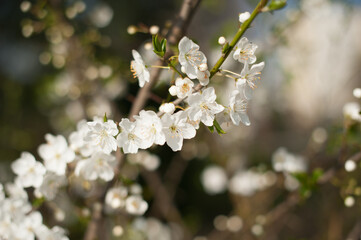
[1,0,361,239]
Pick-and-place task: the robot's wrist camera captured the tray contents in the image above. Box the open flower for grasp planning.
[125,195,148,215]
[105,186,128,209]
[38,134,75,175]
[236,61,265,99]
[84,120,118,154]
[75,151,116,181]
[161,111,196,151]
[233,37,258,64]
[133,110,165,149]
[178,37,207,79]
[217,90,250,126]
[11,152,46,188]
[131,50,150,87]
[117,118,142,154]
[186,87,224,126]
[169,77,194,99]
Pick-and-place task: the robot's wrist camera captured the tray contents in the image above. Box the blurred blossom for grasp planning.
[112,225,124,237]
[344,196,355,207]
[213,215,228,231]
[343,102,361,122]
[133,217,172,240]
[226,215,243,232]
[353,88,361,99]
[127,151,160,171]
[278,0,361,126]
[312,127,328,144]
[345,160,357,172]
[20,1,31,12]
[228,169,275,196]
[251,224,264,236]
[90,3,114,28]
[201,165,228,195]
[272,147,307,173]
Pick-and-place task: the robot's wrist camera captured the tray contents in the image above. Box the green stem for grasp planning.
[209,0,269,78]
[168,61,186,78]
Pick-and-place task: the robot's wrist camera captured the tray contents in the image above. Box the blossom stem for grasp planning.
[168,61,186,78]
[149,65,171,69]
[209,0,269,78]
[220,69,242,77]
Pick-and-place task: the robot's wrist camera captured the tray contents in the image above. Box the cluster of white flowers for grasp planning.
[3,31,266,237]
[272,147,308,191]
[105,185,148,215]
[0,183,69,240]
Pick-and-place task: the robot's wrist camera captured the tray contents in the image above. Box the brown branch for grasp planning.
[129,0,202,120]
[346,219,361,240]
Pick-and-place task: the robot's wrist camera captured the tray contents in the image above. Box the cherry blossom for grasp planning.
[117,118,142,154]
[131,49,150,87]
[178,36,207,79]
[11,152,46,188]
[169,77,194,99]
[38,134,75,175]
[84,120,118,154]
[125,195,148,215]
[161,111,196,151]
[236,61,265,99]
[186,87,224,126]
[75,151,116,181]
[233,37,258,64]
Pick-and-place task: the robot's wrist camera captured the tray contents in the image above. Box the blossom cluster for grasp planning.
[4,30,266,238]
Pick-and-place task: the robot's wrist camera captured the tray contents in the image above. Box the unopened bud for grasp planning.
[159,103,175,114]
[218,36,226,45]
[239,12,250,23]
[169,86,177,96]
[199,63,208,72]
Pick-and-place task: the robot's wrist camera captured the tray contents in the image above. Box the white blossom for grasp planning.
[178,36,207,79]
[239,12,251,23]
[125,195,148,215]
[105,186,128,209]
[217,90,250,126]
[75,151,116,181]
[236,61,265,100]
[168,77,194,99]
[69,120,94,157]
[131,50,150,87]
[38,134,75,175]
[35,172,67,200]
[117,118,142,154]
[196,63,210,86]
[161,111,196,151]
[201,165,228,195]
[127,151,160,171]
[272,147,307,173]
[84,120,118,154]
[233,37,257,64]
[186,87,224,126]
[11,152,46,188]
[343,102,361,122]
[133,110,165,149]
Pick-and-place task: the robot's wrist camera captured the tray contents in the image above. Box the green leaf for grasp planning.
[103,113,108,122]
[208,125,215,133]
[213,119,226,135]
[32,197,45,208]
[152,34,166,57]
[161,39,167,55]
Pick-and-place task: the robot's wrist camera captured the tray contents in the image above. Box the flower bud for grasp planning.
[218,36,226,45]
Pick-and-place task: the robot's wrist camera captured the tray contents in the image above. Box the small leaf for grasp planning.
[208,125,215,133]
[103,113,108,122]
[161,39,167,55]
